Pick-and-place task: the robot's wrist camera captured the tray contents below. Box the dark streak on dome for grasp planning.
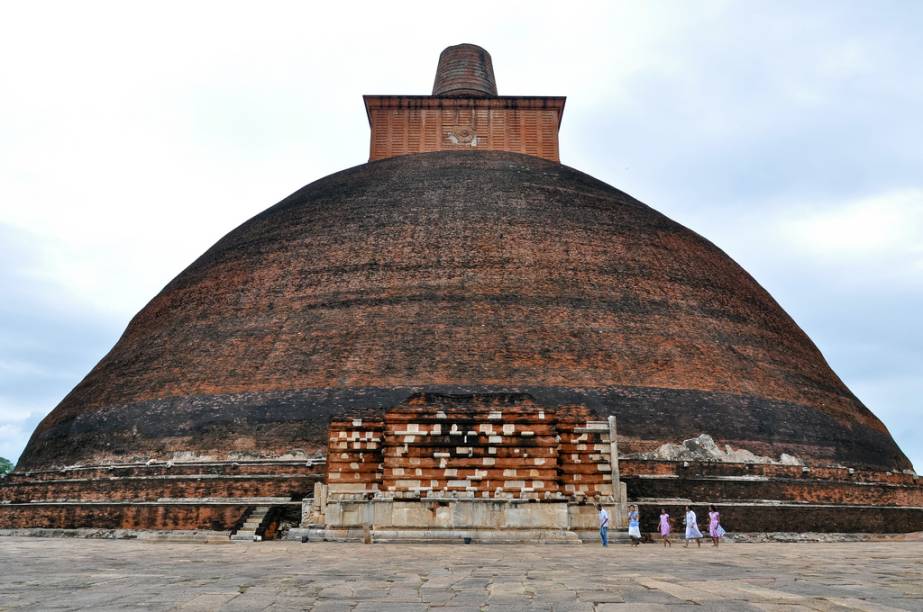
[19,151,910,472]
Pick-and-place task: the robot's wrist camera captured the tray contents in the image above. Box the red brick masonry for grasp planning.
[326,393,613,500]
[2,454,920,532]
[364,96,564,162]
[8,151,919,532]
[17,152,910,473]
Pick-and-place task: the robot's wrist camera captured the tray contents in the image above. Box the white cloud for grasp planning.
[0,360,53,379]
[779,189,923,261]
[0,1,921,471]
[0,403,35,425]
[0,400,39,462]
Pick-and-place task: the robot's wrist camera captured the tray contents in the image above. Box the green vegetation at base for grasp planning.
[0,457,14,476]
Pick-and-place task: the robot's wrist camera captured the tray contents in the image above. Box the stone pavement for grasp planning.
[0,537,921,611]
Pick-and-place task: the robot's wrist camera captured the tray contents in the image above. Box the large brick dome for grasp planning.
[18,150,910,472]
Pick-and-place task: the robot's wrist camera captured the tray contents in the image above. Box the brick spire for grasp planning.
[364,45,564,162]
[432,43,498,97]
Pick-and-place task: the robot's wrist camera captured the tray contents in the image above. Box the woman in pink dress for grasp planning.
[658,509,672,547]
[708,504,725,547]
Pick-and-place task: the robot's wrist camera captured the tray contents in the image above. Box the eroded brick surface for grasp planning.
[635,502,923,534]
[326,393,615,501]
[0,504,250,530]
[0,461,324,505]
[18,152,910,473]
[10,150,920,533]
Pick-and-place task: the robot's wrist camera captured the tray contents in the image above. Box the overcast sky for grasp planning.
[1,1,920,471]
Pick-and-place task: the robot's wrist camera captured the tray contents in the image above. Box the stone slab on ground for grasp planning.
[0,538,921,610]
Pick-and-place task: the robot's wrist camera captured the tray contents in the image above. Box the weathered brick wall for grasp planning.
[635,503,923,534]
[326,419,383,495]
[18,152,913,473]
[0,461,324,504]
[626,475,923,507]
[557,416,614,498]
[0,461,316,530]
[4,461,325,482]
[327,394,621,502]
[380,396,561,499]
[619,460,918,485]
[0,475,319,503]
[0,503,251,531]
[365,97,563,162]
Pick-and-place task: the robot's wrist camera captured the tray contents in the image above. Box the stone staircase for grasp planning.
[230,506,271,541]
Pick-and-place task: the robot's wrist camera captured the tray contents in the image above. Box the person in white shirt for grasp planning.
[597,504,609,547]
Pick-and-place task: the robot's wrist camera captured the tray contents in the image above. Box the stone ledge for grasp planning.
[286,527,584,544]
[2,499,300,506]
[2,474,322,486]
[156,497,298,504]
[13,458,326,477]
[725,531,923,543]
[631,473,921,487]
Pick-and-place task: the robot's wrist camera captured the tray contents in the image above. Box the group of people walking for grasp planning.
[597,504,725,547]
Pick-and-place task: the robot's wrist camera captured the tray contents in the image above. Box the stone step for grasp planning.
[143,535,231,544]
[231,506,274,540]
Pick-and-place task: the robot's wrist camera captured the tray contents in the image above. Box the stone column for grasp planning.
[607,415,626,528]
[302,482,327,527]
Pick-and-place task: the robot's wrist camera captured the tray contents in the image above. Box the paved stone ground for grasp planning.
[1,537,922,611]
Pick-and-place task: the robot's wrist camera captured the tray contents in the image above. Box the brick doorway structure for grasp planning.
[303,393,627,542]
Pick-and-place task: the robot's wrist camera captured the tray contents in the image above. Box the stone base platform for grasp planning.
[320,497,625,534]
[287,527,634,544]
[285,528,630,544]
[286,527,586,544]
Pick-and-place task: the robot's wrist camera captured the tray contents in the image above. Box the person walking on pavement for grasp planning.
[708,504,726,547]
[628,505,642,546]
[658,508,672,547]
[597,504,610,547]
[684,505,703,548]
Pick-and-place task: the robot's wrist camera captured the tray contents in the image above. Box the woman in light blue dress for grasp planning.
[627,505,641,546]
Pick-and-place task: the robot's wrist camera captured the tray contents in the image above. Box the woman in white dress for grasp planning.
[683,505,703,548]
